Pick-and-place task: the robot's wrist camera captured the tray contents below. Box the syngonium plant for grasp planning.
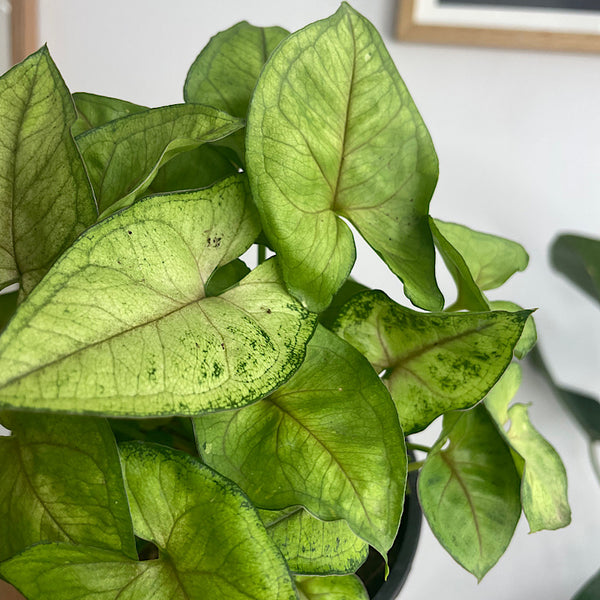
[0,4,570,599]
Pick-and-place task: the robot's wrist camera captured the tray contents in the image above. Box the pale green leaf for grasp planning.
[184,21,289,118]
[433,219,528,302]
[0,412,136,561]
[418,405,521,580]
[485,365,571,532]
[0,443,298,600]
[0,176,316,416]
[259,506,368,575]
[295,574,369,600]
[195,325,407,559]
[429,217,488,312]
[334,290,530,434]
[71,91,146,136]
[246,3,442,312]
[75,103,244,216]
[551,233,600,305]
[488,300,537,359]
[0,47,97,297]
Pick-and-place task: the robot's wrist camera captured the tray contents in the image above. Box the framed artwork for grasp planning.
[396,0,600,52]
[10,0,38,64]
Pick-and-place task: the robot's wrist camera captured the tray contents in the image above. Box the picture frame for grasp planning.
[10,0,38,65]
[396,0,600,52]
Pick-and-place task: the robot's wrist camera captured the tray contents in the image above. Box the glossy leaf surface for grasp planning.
[259,506,368,575]
[0,443,298,600]
[485,364,571,532]
[418,406,521,580]
[433,219,528,308]
[295,574,369,600]
[195,325,407,558]
[76,103,243,216]
[0,47,97,296]
[72,91,146,136]
[551,233,600,305]
[0,176,316,416]
[334,290,529,433]
[0,412,136,561]
[246,3,441,312]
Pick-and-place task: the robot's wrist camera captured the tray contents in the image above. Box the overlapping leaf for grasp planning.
[0,412,136,562]
[0,443,298,600]
[485,364,571,532]
[0,290,17,331]
[295,574,369,600]
[195,325,407,559]
[0,175,316,416]
[432,218,529,310]
[488,300,537,359]
[71,91,146,136]
[246,3,442,312]
[0,47,97,297]
[76,103,244,216]
[259,507,368,575]
[334,290,530,433]
[418,406,521,580]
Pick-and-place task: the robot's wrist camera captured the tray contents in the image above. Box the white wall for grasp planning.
[37,1,600,598]
[0,1,10,74]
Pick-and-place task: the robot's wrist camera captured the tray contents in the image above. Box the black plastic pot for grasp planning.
[356,460,422,599]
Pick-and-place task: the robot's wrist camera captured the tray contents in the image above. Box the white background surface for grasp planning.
[12,0,600,597]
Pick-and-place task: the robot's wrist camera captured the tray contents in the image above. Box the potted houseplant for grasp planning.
[0,3,570,598]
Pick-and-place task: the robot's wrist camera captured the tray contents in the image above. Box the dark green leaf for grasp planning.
[0,412,136,561]
[418,405,521,580]
[195,325,407,559]
[485,364,571,532]
[259,506,368,575]
[71,91,146,136]
[147,144,238,194]
[205,258,251,296]
[0,290,18,331]
[334,290,530,433]
[0,47,97,297]
[76,103,244,216]
[573,569,600,600]
[246,3,442,312]
[0,176,316,416]
[0,443,298,600]
[551,234,600,305]
[295,574,369,599]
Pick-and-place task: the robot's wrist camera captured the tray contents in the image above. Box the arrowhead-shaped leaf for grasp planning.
[485,364,571,532]
[0,176,316,416]
[334,290,530,433]
[76,103,244,216]
[433,219,529,310]
[418,406,521,580]
[551,233,600,305]
[185,21,289,118]
[0,47,97,297]
[0,412,136,561]
[195,325,407,559]
[246,3,442,312]
[295,574,369,600]
[0,443,298,600]
[259,507,368,575]
[71,91,146,136]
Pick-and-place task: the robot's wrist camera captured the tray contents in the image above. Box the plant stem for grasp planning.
[407,460,424,472]
[257,244,266,265]
[406,442,432,453]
